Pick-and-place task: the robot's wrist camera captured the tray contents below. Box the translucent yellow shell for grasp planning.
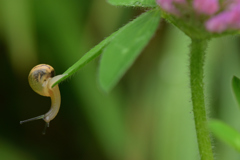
[28,64,55,97]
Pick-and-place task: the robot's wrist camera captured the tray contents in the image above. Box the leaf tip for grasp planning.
[98,78,114,93]
[51,74,68,88]
[232,75,238,83]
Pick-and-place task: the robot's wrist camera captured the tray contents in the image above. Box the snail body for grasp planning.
[20,64,64,134]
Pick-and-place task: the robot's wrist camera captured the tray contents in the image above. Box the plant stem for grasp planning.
[190,39,214,160]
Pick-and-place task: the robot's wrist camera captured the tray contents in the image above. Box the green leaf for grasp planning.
[99,9,161,92]
[209,120,240,152]
[107,0,157,7]
[232,76,240,109]
[52,9,161,88]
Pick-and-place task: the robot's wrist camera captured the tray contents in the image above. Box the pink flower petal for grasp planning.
[156,0,186,15]
[193,0,219,15]
[156,0,178,14]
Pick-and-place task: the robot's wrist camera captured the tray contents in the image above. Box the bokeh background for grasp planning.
[1,0,240,160]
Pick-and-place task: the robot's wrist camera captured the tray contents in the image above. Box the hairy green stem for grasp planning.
[190,39,214,160]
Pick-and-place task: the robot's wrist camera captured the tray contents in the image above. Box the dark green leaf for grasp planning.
[232,76,240,109]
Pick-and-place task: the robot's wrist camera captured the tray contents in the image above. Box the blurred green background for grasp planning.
[1,0,240,160]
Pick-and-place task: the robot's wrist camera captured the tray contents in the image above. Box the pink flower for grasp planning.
[206,1,240,32]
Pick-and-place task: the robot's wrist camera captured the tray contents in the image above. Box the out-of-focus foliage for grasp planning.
[209,120,240,152]
[208,76,240,154]
[0,0,240,160]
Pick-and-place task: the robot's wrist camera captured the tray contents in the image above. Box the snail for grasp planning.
[20,64,64,134]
